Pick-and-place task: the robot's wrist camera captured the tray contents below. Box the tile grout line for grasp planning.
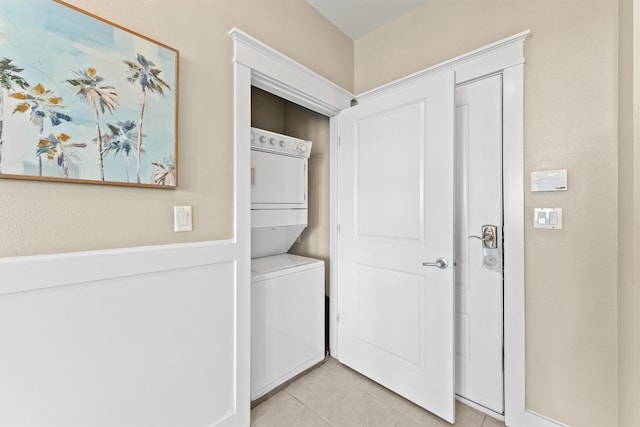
[322,362,411,419]
[286,366,406,427]
[284,388,339,427]
[319,361,434,426]
[357,388,407,425]
[253,359,502,427]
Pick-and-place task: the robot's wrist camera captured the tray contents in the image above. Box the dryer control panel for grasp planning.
[251,127,312,159]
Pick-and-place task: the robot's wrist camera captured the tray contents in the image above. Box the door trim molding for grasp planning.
[229,28,353,116]
[229,27,565,427]
[501,64,566,427]
[231,60,252,427]
[357,30,530,100]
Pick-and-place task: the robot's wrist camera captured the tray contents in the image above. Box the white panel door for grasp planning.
[455,75,504,414]
[337,71,456,423]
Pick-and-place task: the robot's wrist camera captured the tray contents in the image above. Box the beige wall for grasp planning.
[0,0,353,258]
[631,2,640,425]
[355,1,619,425]
[618,1,638,425]
[251,87,286,134]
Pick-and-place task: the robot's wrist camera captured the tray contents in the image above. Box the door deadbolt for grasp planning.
[468,224,498,249]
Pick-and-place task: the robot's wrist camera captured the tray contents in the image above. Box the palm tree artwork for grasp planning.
[67,67,119,181]
[101,120,140,183]
[0,0,177,187]
[10,83,72,176]
[150,156,175,186]
[0,58,30,174]
[123,54,171,184]
[37,132,87,178]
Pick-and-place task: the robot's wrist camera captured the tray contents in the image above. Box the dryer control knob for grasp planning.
[251,132,255,142]
[279,140,286,147]
[297,143,308,154]
[260,135,266,143]
[270,138,277,145]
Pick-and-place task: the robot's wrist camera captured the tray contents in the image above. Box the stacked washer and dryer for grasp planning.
[250,127,325,401]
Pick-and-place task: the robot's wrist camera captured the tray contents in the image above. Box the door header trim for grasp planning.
[229,28,354,116]
[356,30,530,101]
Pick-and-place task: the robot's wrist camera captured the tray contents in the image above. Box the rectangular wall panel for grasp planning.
[0,241,239,427]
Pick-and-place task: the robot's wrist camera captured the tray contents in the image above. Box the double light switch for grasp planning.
[534,208,562,229]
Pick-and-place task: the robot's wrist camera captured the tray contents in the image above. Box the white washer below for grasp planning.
[251,253,325,401]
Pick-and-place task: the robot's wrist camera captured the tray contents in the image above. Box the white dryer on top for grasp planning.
[250,127,312,259]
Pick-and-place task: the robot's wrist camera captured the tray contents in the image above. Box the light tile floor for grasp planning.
[251,358,505,427]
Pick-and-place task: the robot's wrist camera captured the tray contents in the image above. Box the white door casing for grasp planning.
[455,75,504,414]
[337,70,456,422]
[231,28,566,427]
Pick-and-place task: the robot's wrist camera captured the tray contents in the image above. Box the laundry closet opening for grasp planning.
[250,87,331,401]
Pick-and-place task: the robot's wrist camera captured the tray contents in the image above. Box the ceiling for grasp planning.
[304,0,432,40]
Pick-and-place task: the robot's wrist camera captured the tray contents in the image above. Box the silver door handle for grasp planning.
[468,235,492,242]
[422,257,448,269]
[468,224,498,249]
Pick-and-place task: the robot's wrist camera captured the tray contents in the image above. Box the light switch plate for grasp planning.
[174,206,192,232]
[534,207,562,229]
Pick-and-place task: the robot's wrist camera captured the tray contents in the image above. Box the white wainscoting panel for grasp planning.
[0,241,240,427]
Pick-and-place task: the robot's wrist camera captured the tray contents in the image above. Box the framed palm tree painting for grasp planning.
[0,0,178,188]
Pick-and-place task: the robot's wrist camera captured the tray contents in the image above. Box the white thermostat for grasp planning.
[531,169,567,192]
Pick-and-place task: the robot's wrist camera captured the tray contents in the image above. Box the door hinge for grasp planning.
[338,136,341,147]
[337,224,341,234]
[337,313,341,322]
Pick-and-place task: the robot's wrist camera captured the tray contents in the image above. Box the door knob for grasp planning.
[422,257,448,269]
